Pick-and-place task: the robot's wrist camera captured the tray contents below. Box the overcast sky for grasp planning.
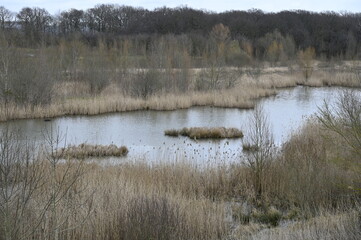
[2,0,361,14]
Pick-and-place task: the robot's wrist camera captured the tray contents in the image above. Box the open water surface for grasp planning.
[0,86,350,165]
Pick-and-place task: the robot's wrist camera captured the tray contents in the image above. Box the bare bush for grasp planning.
[298,47,315,81]
[275,121,353,210]
[318,90,361,180]
[131,70,161,99]
[0,129,47,240]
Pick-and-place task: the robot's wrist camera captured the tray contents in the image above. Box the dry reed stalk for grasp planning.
[56,162,228,239]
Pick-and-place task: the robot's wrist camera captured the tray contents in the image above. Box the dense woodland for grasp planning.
[0,4,360,59]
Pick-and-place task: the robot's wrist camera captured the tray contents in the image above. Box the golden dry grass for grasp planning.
[21,148,359,240]
[2,119,361,239]
[28,160,229,240]
[0,86,273,121]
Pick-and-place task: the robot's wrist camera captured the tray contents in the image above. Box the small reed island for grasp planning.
[164,127,243,140]
[56,143,129,159]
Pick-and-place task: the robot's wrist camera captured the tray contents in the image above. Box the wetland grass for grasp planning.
[2,83,361,239]
[1,119,361,239]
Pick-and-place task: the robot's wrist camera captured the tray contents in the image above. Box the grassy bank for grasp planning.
[1,62,360,122]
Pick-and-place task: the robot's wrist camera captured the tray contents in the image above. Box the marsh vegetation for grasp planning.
[1,90,360,239]
[0,3,361,240]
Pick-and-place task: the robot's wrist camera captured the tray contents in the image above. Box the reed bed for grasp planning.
[2,64,360,122]
[0,86,272,122]
[56,143,129,159]
[8,146,359,240]
[27,161,229,240]
[165,127,244,139]
[1,63,361,239]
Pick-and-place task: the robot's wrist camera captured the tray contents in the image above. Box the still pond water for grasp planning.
[0,87,350,165]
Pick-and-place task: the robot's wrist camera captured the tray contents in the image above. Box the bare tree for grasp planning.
[58,9,85,34]
[41,127,93,240]
[85,4,121,33]
[0,7,14,30]
[298,47,315,81]
[131,69,160,99]
[198,24,232,90]
[6,46,57,106]
[58,38,85,82]
[0,127,93,240]
[0,129,47,240]
[0,32,12,118]
[17,7,53,45]
[242,105,275,199]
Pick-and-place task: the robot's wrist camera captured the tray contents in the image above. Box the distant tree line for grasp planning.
[0,4,361,109]
[0,4,360,59]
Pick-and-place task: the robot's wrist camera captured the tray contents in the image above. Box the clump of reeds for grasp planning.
[164,127,243,139]
[56,143,128,159]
